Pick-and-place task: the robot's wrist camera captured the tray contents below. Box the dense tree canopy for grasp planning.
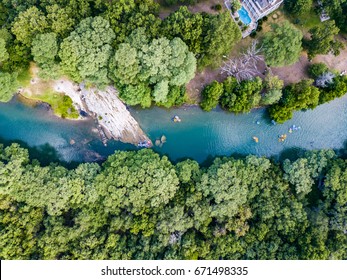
[109,29,196,107]
[0,0,243,106]
[103,0,161,45]
[260,73,284,105]
[268,79,320,123]
[0,38,9,63]
[161,6,204,55]
[59,16,115,86]
[220,77,263,113]
[31,33,58,67]
[306,20,344,59]
[201,12,242,67]
[262,21,303,67]
[200,81,224,111]
[284,0,313,16]
[45,4,76,38]
[11,6,48,46]
[0,72,18,102]
[0,142,347,259]
[320,0,347,32]
[162,8,241,67]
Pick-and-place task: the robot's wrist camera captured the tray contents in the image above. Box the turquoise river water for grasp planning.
[0,95,346,165]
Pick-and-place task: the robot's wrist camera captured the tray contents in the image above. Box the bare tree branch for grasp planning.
[221,40,264,82]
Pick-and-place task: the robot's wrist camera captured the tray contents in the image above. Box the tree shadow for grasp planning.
[278,146,307,162]
[0,137,80,169]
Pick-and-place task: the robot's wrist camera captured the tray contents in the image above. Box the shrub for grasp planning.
[250,31,257,38]
[200,81,224,111]
[256,25,263,32]
[263,16,268,21]
[308,63,329,79]
[268,79,320,123]
[214,4,222,11]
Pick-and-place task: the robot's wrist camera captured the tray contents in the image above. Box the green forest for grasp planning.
[1,0,347,117]
[0,0,241,106]
[0,143,347,259]
[1,0,347,260]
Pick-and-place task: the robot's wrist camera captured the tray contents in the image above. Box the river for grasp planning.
[0,95,346,165]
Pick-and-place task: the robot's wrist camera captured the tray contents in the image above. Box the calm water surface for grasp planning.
[0,95,346,164]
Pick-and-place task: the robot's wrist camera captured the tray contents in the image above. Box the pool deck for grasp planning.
[225,0,257,38]
[225,0,283,38]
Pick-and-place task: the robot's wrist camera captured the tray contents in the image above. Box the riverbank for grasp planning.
[19,64,80,119]
[18,64,150,146]
[53,79,151,145]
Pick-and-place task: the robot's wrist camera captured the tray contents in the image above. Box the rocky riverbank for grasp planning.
[53,79,151,146]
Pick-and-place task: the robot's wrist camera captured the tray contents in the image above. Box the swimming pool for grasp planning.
[238,6,252,25]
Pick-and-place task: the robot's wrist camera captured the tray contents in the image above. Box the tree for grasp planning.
[96,149,179,215]
[46,4,76,38]
[109,30,196,105]
[220,77,263,113]
[31,33,58,67]
[119,84,152,108]
[221,40,263,82]
[0,39,9,63]
[200,81,224,111]
[319,75,347,103]
[263,21,303,67]
[268,79,320,123]
[324,160,347,234]
[157,85,186,108]
[59,16,115,86]
[0,28,12,45]
[308,63,329,79]
[197,156,271,222]
[0,42,31,72]
[320,0,347,32]
[283,158,314,198]
[307,21,344,59]
[201,12,242,67]
[284,0,313,16]
[261,73,284,105]
[0,72,18,102]
[141,37,196,87]
[11,7,48,46]
[161,6,204,54]
[103,0,161,45]
[108,43,140,85]
[0,0,38,23]
[153,80,169,103]
[230,0,242,13]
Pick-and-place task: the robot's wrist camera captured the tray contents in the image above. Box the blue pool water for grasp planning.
[238,6,252,25]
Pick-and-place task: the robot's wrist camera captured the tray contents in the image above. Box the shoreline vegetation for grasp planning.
[1,143,346,260]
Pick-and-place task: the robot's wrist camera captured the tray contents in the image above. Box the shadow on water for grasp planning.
[337,140,347,159]
[0,136,81,169]
[278,147,308,162]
